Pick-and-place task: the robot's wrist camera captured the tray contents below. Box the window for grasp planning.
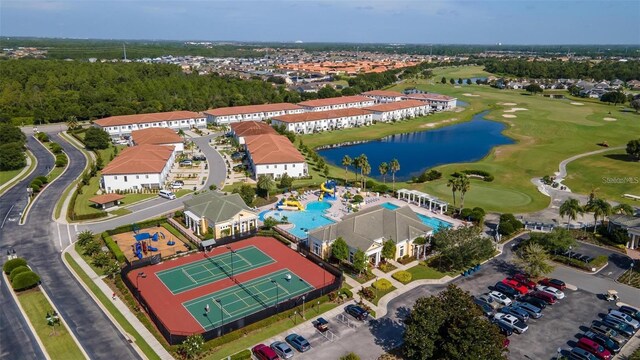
[313,242,321,256]
[136,175,139,179]
[114,176,117,180]
[124,176,128,182]
[284,164,287,170]
[399,246,405,257]
[146,175,149,179]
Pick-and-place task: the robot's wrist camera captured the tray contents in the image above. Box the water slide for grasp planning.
[283,200,304,211]
[320,180,337,200]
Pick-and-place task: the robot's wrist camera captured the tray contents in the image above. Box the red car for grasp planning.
[577,337,611,360]
[511,273,536,289]
[252,344,279,360]
[531,291,557,305]
[538,278,567,290]
[502,279,529,295]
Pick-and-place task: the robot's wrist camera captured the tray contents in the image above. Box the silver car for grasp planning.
[494,313,528,334]
[270,341,294,359]
[608,310,640,330]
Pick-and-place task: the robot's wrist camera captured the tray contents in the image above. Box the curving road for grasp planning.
[0,132,141,360]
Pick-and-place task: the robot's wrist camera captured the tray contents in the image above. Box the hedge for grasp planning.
[107,217,166,236]
[340,287,353,298]
[461,169,494,182]
[229,349,252,360]
[102,232,126,262]
[372,278,393,291]
[391,270,412,284]
[552,255,608,271]
[12,271,41,291]
[9,266,30,281]
[3,257,27,275]
[36,175,49,184]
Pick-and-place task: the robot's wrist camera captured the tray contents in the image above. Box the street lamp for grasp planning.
[302,295,306,320]
[271,279,279,312]
[226,245,236,279]
[629,261,635,285]
[136,272,147,304]
[568,246,573,260]
[215,299,223,333]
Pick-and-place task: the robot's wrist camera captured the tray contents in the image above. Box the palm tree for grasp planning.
[342,155,353,183]
[458,176,471,209]
[389,159,400,191]
[447,177,460,208]
[361,160,371,190]
[378,162,388,183]
[256,175,276,200]
[357,154,368,188]
[559,198,584,229]
[353,156,362,183]
[66,115,78,131]
[612,203,634,215]
[585,198,612,233]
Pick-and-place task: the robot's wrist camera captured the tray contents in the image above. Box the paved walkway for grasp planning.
[64,246,175,360]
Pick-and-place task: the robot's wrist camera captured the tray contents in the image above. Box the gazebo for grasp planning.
[88,194,125,210]
[396,189,448,214]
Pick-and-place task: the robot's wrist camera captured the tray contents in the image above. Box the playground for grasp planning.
[112,223,191,262]
[127,236,336,337]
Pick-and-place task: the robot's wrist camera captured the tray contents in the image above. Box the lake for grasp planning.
[317,111,514,181]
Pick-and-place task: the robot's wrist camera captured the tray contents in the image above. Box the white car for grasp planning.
[536,285,565,299]
[488,291,512,306]
[608,310,640,330]
[494,313,528,334]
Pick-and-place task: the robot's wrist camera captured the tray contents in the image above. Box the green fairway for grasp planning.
[156,246,275,294]
[423,65,492,80]
[184,268,313,330]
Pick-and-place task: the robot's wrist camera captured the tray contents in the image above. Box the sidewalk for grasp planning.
[65,246,174,360]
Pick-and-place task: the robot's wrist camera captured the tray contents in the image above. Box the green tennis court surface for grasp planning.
[183,268,314,330]
[156,246,275,294]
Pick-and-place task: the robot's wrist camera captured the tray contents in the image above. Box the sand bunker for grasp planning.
[502,114,517,118]
[504,107,529,113]
[420,118,457,128]
[498,102,517,106]
[462,93,479,97]
[603,117,617,121]
[570,102,584,106]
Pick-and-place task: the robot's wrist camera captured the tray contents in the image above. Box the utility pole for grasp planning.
[123,43,127,61]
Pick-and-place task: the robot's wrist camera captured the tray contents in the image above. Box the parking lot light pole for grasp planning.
[568,246,572,260]
[215,299,223,333]
[226,246,236,278]
[629,262,635,285]
[302,295,306,320]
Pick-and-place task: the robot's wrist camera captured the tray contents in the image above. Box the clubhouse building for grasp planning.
[608,214,640,250]
[204,103,304,125]
[101,144,176,192]
[244,134,307,179]
[94,111,206,136]
[183,192,258,238]
[270,108,373,134]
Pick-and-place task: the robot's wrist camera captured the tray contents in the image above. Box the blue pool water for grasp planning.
[260,201,335,239]
[380,202,400,210]
[379,202,452,232]
[317,111,514,181]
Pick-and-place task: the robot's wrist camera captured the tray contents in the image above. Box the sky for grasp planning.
[1,0,639,45]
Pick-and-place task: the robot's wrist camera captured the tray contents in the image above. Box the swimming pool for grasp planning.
[259,201,335,239]
[379,202,452,232]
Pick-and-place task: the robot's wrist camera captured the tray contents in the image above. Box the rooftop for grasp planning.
[230,121,277,137]
[184,192,255,223]
[244,134,305,165]
[298,95,373,108]
[88,193,124,205]
[362,90,404,97]
[94,111,202,127]
[131,127,183,146]
[204,103,302,117]
[102,144,174,175]
[363,100,428,112]
[609,214,640,228]
[272,108,371,123]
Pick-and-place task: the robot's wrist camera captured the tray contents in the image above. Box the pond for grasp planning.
[317,111,514,181]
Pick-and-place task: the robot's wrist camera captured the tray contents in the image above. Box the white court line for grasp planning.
[211,297,233,317]
[182,268,197,283]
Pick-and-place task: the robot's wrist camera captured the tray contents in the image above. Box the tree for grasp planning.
[559,198,584,228]
[256,175,276,200]
[361,159,371,190]
[316,157,326,171]
[600,91,627,105]
[585,198,612,233]
[83,127,110,150]
[76,230,94,247]
[381,240,397,260]
[0,124,26,145]
[524,83,543,94]
[389,159,400,191]
[352,249,368,275]
[66,115,79,131]
[232,184,255,206]
[0,142,26,170]
[440,77,447,84]
[627,139,640,161]
[465,78,472,85]
[323,165,330,179]
[457,176,470,209]
[612,203,634,215]
[431,226,495,271]
[458,77,463,85]
[331,237,349,262]
[342,155,353,183]
[403,284,506,360]
[378,162,388,183]
[279,173,294,189]
[631,99,640,113]
[339,352,361,360]
[524,228,577,254]
[179,334,205,360]
[449,78,455,85]
[318,85,340,99]
[515,243,554,278]
[446,177,460,208]
[262,216,278,230]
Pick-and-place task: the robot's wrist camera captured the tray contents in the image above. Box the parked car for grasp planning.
[536,285,565,299]
[499,306,529,322]
[270,341,294,359]
[474,299,495,317]
[476,294,499,309]
[608,310,640,329]
[488,291,513,306]
[576,337,611,360]
[345,304,369,321]
[493,313,528,334]
[313,317,329,332]
[512,273,537,289]
[530,290,557,305]
[590,321,628,346]
[285,334,310,352]
[513,301,543,319]
[501,279,529,295]
[170,182,183,189]
[179,160,193,167]
[602,316,636,337]
[252,344,279,360]
[192,155,206,161]
[173,180,184,186]
[493,319,513,336]
[539,278,567,290]
[618,305,640,322]
[569,347,599,360]
[520,295,548,309]
[578,255,593,263]
[582,331,621,354]
[493,282,520,298]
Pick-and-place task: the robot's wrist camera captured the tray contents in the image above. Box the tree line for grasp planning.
[484,59,640,81]
[0,124,27,171]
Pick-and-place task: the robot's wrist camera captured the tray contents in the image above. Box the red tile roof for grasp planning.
[230,121,277,137]
[102,144,174,175]
[298,95,373,108]
[403,93,456,101]
[204,103,302,117]
[362,90,404,97]
[272,108,371,124]
[94,111,202,127]
[88,193,125,205]
[244,134,305,165]
[363,100,428,112]
[131,128,183,146]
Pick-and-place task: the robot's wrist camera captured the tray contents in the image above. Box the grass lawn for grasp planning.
[47,165,65,183]
[617,267,640,289]
[64,253,161,360]
[17,289,85,360]
[406,263,448,281]
[425,65,492,80]
[369,285,396,305]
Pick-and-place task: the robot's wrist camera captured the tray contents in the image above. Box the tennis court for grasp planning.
[156,245,275,294]
[183,268,313,330]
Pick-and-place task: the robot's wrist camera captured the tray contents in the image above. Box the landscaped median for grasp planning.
[0,150,37,195]
[551,254,608,272]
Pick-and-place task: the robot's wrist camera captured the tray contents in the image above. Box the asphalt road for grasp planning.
[0,132,140,360]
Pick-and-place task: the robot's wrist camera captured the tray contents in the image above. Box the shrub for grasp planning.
[9,265,30,281]
[416,169,442,183]
[36,175,49,184]
[353,195,364,203]
[55,153,68,167]
[36,132,49,142]
[498,213,523,236]
[92,252,112,268]
[12,271,40,291]
[83,240,102,256]
[372,278,393,291]
[397,255,416,265]
[341,287,353,298]
[101,233,125,262]
[49,142,63,154]
[392,270,412,283]
[340,352,361,360]
[461,169,494,182]
[359,287,375,300]
[229,349,252,360]
[3,257,27,275]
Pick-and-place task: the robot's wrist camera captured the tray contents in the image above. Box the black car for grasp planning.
[192,155,207,161]
[492,319,513,336]
[582,331,621,354]
[493,282,520,298]
[602,316,635,337]
[520,295,547,309]
[513,301,543,319]
[345,304,369,321]
[619,305,640,322]
[474,299,495,317]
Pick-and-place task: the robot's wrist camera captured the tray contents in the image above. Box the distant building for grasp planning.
[204,103,304,125]
[271,108,373,134]
[363,100,430,122]
[101,144,176,192]
[298,95,374,112]
[401,93,457,111]
[183,192,258,238]
[131,127,184,152]
[229,121,277,145]
[361,90,405,104]
[94,111,206,136]
[244,134,307,179]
